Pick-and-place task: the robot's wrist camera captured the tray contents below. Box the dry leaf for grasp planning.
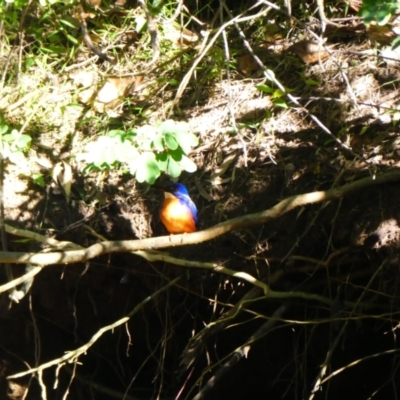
[237,54,260,74]
[163,23,199,48]
[289,40,332,64]
[52,161,72,203]
[92,76,137,113]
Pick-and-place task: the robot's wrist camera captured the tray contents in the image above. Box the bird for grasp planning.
[158,183,198,234]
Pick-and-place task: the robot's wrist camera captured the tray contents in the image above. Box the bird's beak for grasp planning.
[153,184,174,198]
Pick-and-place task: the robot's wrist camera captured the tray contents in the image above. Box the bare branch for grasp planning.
[0,171,398,266]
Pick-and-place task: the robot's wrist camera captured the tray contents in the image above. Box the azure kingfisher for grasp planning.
[159,183,198,234]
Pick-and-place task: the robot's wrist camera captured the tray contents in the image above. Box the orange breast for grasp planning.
[160,198,196,234]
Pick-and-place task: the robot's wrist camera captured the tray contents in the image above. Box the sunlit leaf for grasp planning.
[164,133,178,150]
[2,133,13,143]
[135,152,160,184]
[117,142,138,163]
[256,84,273,93]
[272,89,285,99]
[32,173,45,188]
[392,37,400,50]
[107,129,126,138]
[156,152,168,170]
[159,119,177,135]
[305,78,320,86]
[180,155,197,173]
[152,134,165,152]
[14,134,31,150]
[273,98,288,108]
[167,155,181,177]
[174,131,199,154]
[135,15,147,33]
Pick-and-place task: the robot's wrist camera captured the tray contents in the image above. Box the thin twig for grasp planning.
[7,277,180,380]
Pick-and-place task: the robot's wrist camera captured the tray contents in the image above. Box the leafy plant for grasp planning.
[256,69,293,109]
[77,120,199,184]
[0,118,32,164]
[31,173,45,187]
[360,0,399,25]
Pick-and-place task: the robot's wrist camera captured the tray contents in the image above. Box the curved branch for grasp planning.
[1,171,399,266]
[135,250,270,294]
[0,265,42,295]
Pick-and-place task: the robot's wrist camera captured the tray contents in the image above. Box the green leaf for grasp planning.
[164,133,179,150]
[32,173,45,187]
[159,119,177,135]
[66,34,79,45]
[305,78,320,86]
[256,84,273,93]
[104,145,118,166]
[272,89,285,99]
[14,134,31,150]
[392,36,400,50]
[360,0,399,25]
[134,152,160,184]
[156,152,168,170]
[273,98,288,108]
[174,131,199,154]
[135,14,147,33]
[0,125,8,135]
[152,134,165,152]
[167,155,181,177]
[107,129,126,138]
[180,155,197,173]
[13,238,33,243]
[59,18,79,29]
[2,133,13,143]
[379,13,392,25]
[116,141,138,163]
[125,129,137,140]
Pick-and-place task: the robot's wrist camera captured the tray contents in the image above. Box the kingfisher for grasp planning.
[158,183,198,234]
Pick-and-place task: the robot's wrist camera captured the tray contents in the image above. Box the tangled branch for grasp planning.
[0,171,399,266]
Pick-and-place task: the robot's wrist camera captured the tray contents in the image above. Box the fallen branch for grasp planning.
[0,171,399,266]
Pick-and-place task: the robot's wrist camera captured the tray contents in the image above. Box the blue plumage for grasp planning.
[159,183,198,234]
[164,183,198,223]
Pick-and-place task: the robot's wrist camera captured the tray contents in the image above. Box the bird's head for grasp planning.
[164,183,189,197]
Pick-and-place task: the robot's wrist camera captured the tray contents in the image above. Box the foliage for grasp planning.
[0,117,32,164]
[256,69,292,109]
[77,120,199,184]
[31,173,45,187]
[360,0,399,25]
